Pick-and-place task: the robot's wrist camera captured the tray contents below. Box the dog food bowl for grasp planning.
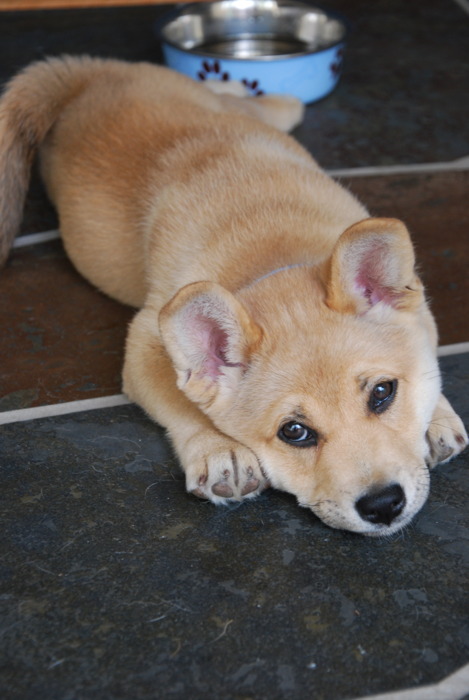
[158,0,347,104]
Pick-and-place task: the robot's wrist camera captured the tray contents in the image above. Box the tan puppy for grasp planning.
[0,56,466,536]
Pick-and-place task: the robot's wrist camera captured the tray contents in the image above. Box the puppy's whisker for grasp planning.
[299,499,334,510]
[428,421,463,434]
[421,372,442,381]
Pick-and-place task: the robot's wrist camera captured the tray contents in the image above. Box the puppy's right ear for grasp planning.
[159,281,262,414]
[325,218,424,316]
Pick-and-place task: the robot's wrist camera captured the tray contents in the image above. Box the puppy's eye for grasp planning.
[369,380,397,414]
[278,421,318,447]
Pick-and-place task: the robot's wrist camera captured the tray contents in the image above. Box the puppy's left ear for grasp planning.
[325,218,424,315]
[159,281,262,413]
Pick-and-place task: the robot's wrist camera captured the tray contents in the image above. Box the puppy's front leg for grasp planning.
[426,393,468,467]
[123,306,269,503]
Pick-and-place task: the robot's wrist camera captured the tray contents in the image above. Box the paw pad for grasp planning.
[212,481,234,498]
[241,478,260,496]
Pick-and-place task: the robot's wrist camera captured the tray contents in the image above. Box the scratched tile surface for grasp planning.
[0,241,133,411]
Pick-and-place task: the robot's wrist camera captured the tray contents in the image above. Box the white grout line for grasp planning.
[0,342,468,425]
[327,155,469,178]
[0,394,131,426]
[352,661,469,700]
[452,0,469,16]
[13,229,60,248]
[437,341,469,357]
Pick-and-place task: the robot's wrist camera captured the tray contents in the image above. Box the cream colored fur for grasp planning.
[0,56,466,535]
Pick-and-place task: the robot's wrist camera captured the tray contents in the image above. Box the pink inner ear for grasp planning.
[354,245,399,308]
[190,314,242,380]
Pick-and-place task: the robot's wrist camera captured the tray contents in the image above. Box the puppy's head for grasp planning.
[160,218,441,536]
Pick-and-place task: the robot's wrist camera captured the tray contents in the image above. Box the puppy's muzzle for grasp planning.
[355,483,406,526]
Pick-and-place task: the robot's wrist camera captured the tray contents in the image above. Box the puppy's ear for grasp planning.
[159,281,262,412]
[325,218,424,315]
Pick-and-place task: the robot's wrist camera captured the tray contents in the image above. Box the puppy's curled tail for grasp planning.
[0,55,102,266]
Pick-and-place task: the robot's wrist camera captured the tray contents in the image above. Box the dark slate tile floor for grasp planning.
[0,1,468,699]
[1,354,468,700]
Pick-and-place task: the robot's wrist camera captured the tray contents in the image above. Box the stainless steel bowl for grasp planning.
[159,0,347,103]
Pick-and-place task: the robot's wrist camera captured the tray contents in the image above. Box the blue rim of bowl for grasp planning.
[156,1,349,62]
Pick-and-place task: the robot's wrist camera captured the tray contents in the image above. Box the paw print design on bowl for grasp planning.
[197,59,230,81]
[330,47,344,77]
[241,79,264,96]
[197,59,264,96]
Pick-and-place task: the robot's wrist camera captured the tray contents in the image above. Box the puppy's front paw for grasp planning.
[426,394,468,467]
[182,433,270,504]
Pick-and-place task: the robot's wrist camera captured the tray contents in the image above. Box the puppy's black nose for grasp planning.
[355,483,406,526]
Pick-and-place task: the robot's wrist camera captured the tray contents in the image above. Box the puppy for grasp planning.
[0,56,466,536]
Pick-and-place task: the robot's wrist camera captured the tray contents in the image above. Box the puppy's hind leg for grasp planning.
[242,93,305,132]
[203,80,251,98]
[426,394,468,467]
[204,80,305,132]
